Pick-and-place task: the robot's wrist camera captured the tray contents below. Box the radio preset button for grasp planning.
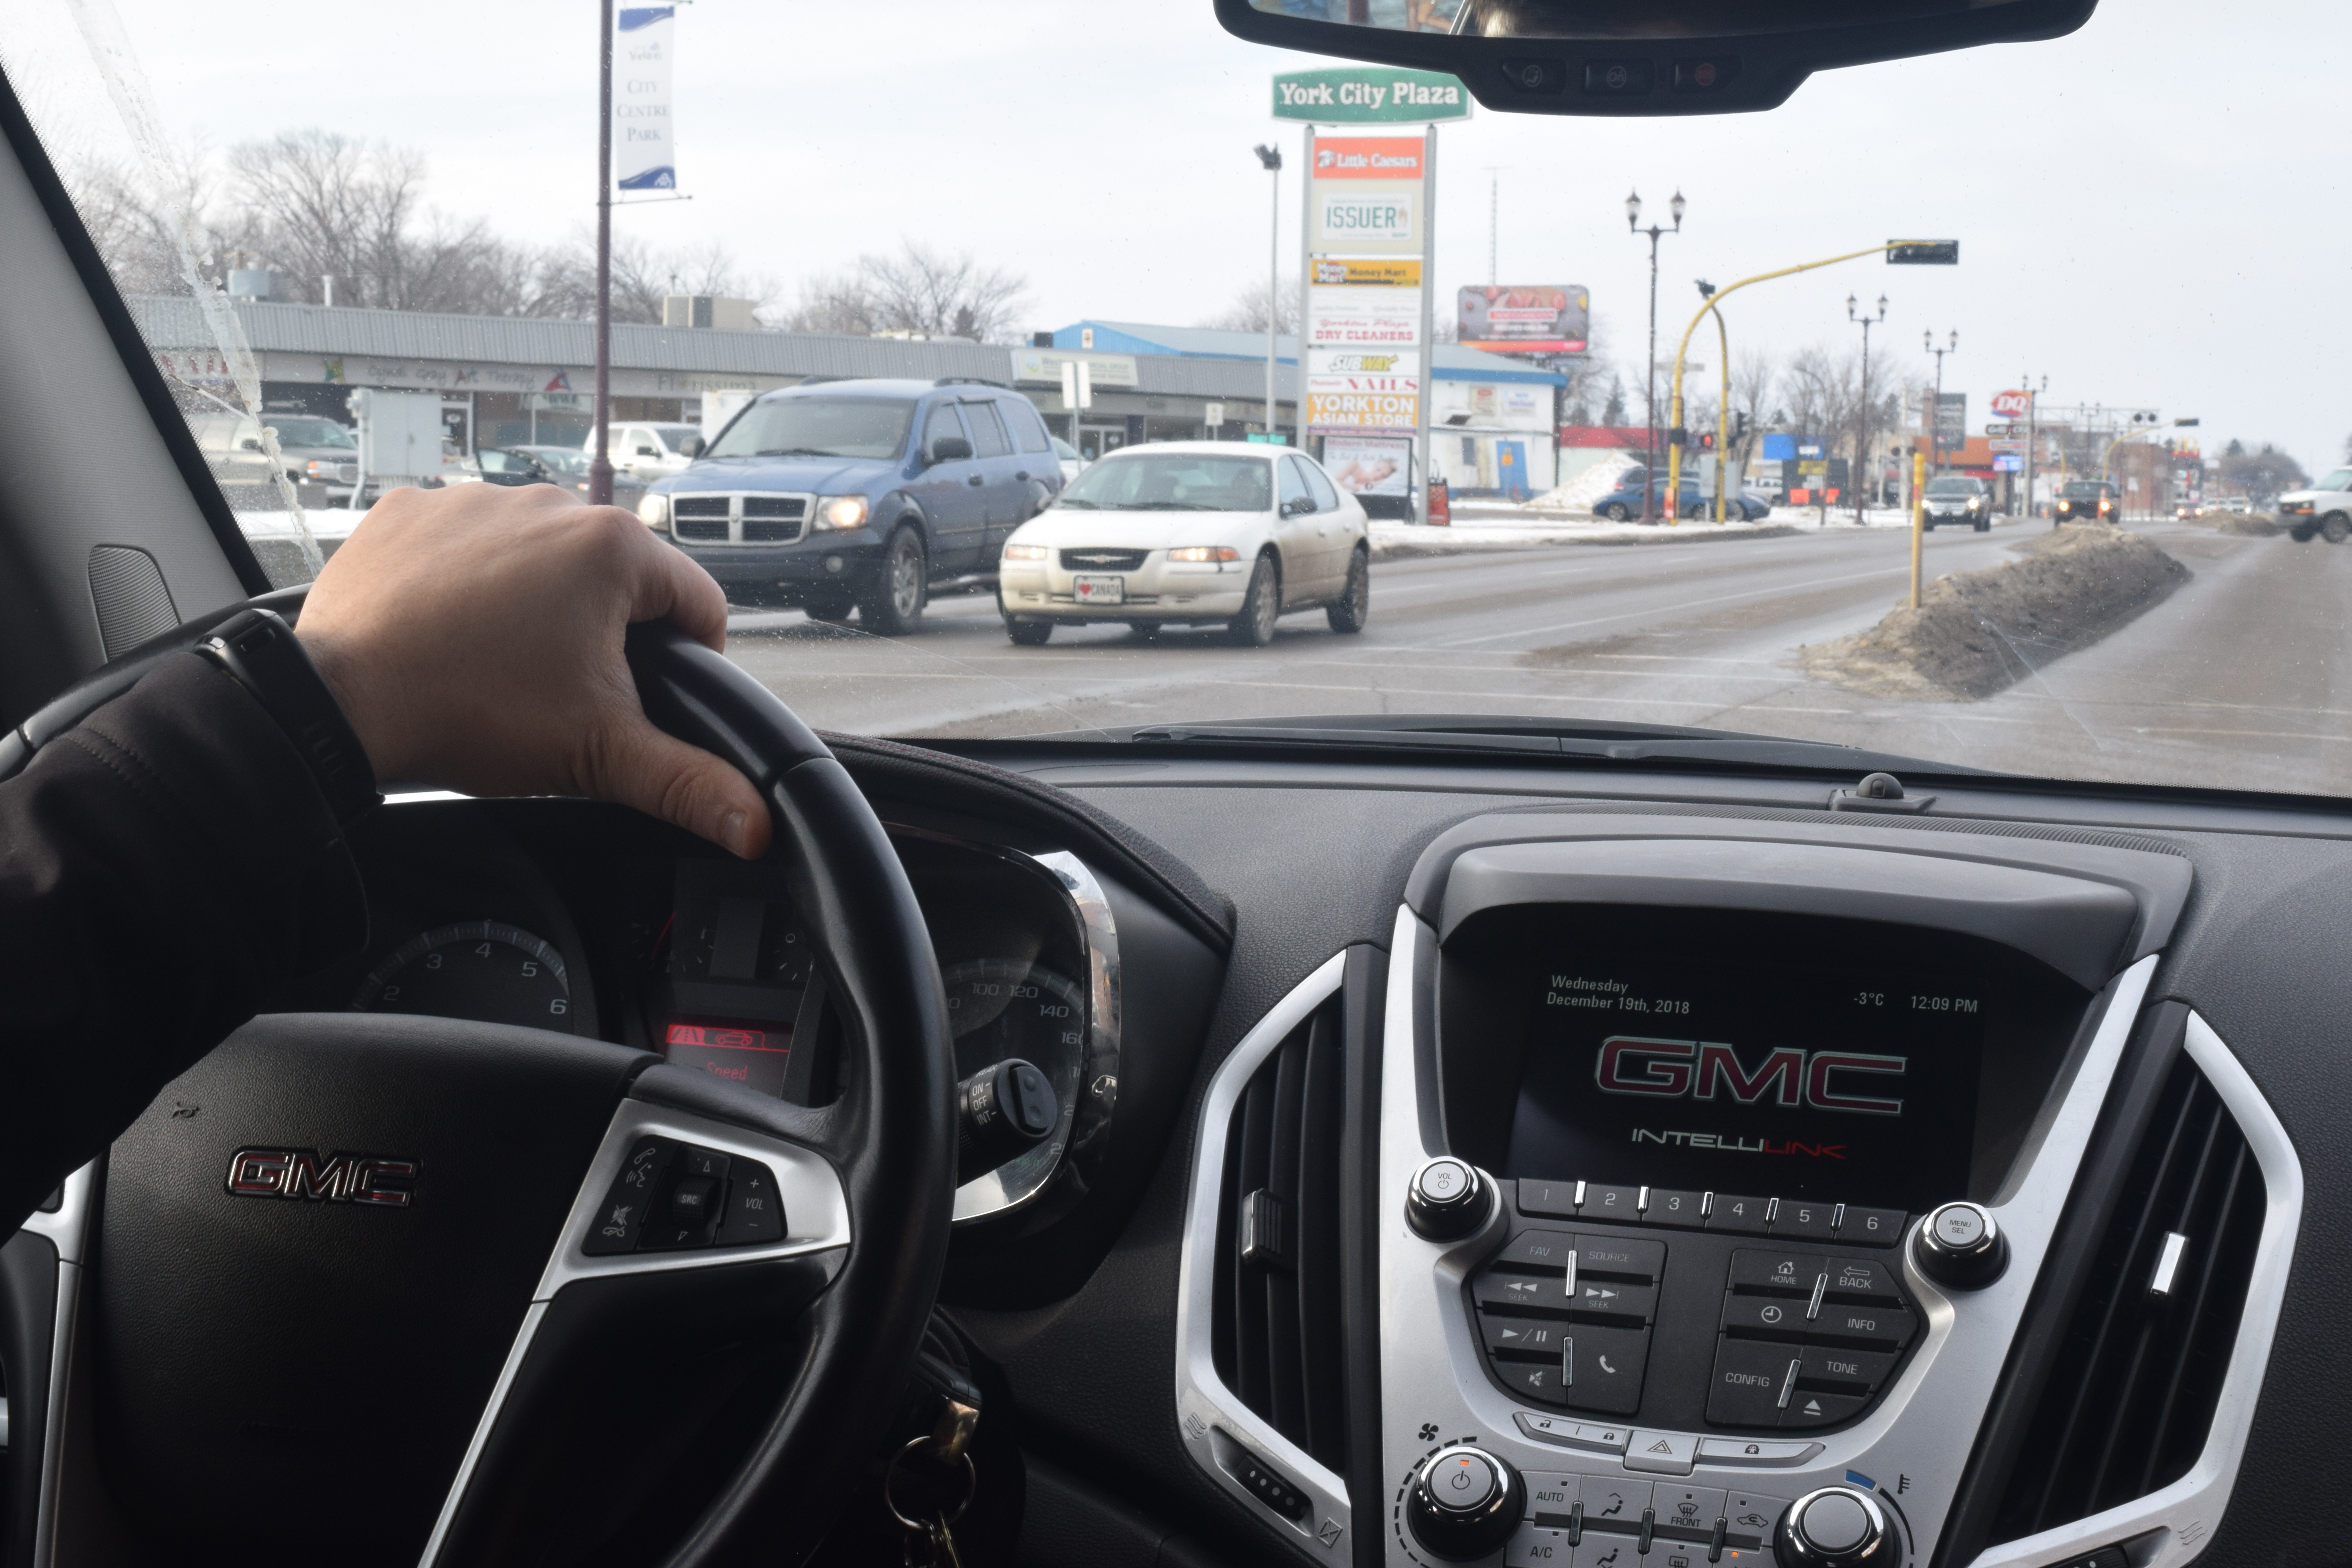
[1706,1194,1774,1235]
[1519,1179,1580,1218]
[1644,1189,1706,1229]
[1771,1199,1840,1240]
[1580,1183,1644,1221]
[1837,1205,1907,1245]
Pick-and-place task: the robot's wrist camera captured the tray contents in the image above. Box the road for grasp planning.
[719,519,2351,797]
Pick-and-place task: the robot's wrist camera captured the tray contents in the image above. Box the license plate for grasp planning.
[1073,574,1125,605]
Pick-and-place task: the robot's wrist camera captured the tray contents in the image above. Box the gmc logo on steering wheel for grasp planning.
[225,1148,420,1207]
[1594,1036,1906,1116]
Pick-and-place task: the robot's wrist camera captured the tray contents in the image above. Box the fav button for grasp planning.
[1494,1227,1579,1271]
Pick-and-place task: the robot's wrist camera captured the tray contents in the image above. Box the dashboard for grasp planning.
[233,743,2346,1568]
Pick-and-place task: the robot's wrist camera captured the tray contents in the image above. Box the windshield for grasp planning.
[1057,454,1272,512]
[265,416,354,449]
[705,399,915,460]
[5,0,2342,799]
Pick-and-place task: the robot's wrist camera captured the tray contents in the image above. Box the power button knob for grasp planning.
[1775,1486,1897,1568]
[1405,1446,1522,1561]
[1405,1158,1492,1242]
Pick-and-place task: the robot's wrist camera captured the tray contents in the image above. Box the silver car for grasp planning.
[996,442,1370,647]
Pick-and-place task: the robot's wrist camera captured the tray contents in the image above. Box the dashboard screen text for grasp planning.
[1506,955,1986,1208]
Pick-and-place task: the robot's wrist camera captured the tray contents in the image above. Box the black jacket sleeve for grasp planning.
[0,652,367,1231]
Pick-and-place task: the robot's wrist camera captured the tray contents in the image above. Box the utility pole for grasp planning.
[1485,167,1502,284]
[1849,292,1885,524]
[589,0,615,507]
[1254,145,1283,443]
[1626,189,1684,523]
[1923,330,1957,484]
[2023,372,2045,522]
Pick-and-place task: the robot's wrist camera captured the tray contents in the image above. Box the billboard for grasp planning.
[1314,184,1418,251]
[1312,136,1427,180]
[1457,285,1589,355]
[1322,436,1414,496]
[1310,258,1421,287]
[1935,393,1967,449]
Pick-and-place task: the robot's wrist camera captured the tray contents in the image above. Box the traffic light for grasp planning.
[1734,411,1751,442]
[1698,431,1716,450]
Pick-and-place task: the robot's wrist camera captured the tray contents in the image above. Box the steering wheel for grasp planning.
[6,606,956,1565]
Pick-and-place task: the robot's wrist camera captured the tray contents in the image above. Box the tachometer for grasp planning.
[351,921,573,1031]
[942,958,1086,1217]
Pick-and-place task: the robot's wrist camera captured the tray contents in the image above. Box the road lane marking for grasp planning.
[1428,564,1908,648]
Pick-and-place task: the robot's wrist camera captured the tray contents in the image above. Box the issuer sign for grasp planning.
[1506,956,1987,1207]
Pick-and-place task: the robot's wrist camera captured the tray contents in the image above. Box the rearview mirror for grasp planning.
[930,436,974,464]
[678,434,705,458]
[1214,0,2095,115]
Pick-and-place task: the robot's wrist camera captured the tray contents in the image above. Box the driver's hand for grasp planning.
[294,482,773,860]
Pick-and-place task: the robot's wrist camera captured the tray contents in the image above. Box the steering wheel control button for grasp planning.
[582,1135,678,1254]
[1406,1446,1523,1561]
[1914,1200,2010,1289]
[715,1159,786,1245]
[1777,1486,1895,1567]
[1622,1429,1698,1475]
[1408,1157,1494,1241]
[668,1176,719,1225]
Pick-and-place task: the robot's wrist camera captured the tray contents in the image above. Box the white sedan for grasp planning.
[995,442,1370,646]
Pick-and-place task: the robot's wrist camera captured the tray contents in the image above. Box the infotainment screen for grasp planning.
[1506,953,1987,1210]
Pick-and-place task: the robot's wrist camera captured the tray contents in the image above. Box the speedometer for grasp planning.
[942,958,1086,1218]
[350,921,573,1031]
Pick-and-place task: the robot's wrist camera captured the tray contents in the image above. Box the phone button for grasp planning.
[1562,1326,1651,1417]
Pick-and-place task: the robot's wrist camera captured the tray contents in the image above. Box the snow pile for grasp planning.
[1519,452,1644,514]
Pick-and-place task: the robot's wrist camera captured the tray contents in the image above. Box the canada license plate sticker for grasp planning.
[1073,574,1126,605]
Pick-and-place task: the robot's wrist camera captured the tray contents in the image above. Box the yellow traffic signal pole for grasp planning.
[1668,242,1908,529]
[1910,448,1927,608]
[1706,302,1731,523]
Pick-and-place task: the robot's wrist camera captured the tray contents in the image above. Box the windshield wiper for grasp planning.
[1111,501,1218,510]
[1058,498,1100,508]
[1122,713,1996,777]
[756,446,848,457]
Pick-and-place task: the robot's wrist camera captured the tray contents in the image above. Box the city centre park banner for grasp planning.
[616,7,677,191]
[1276,67,1468,522]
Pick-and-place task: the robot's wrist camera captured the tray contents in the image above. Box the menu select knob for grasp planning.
[1405,1158,1492,1242]
[1775,1486,1897,1568]
[1405,1445,1522,1561]
[1913,1201,2009,1290]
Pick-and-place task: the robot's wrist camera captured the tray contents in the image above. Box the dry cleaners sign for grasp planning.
[1272,68,1472,123]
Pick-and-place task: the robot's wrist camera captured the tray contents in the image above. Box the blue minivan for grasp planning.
[639,378,1063,633]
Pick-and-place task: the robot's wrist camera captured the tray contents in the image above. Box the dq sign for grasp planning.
[1990,389,2033,419]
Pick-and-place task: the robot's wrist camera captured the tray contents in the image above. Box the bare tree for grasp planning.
[782,241,1029,343]
[2219,443,2309,505]
[1200,274,1299,335]
[1728,349,1779,485]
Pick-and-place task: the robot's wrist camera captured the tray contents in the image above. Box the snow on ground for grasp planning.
[1376,502,1928,558]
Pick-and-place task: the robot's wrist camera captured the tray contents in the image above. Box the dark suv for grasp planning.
[2053,479,2119,524]
[641,378,1063,633]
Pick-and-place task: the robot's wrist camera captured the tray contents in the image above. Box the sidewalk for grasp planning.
[1374,501,1924,560]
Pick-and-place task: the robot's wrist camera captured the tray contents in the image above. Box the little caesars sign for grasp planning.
[1272,67,1473,123]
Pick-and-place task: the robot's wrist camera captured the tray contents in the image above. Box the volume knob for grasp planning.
[1775,1486,1896,1568]
[1405,1445,1522,1561]
[1405,1158,1492,1242]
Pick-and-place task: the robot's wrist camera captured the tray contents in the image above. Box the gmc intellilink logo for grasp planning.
[1593,1036,1906,1116]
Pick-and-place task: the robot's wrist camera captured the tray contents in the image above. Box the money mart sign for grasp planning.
[1273,67,1473,123]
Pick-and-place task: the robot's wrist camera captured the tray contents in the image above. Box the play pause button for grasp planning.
[1482,1314,1566,1357]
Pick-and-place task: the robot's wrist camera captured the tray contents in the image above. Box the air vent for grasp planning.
[1210,996,1348,1475]
[1992,1053,2267,1542]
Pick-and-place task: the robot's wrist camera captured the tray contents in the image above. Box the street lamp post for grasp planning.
[1848,292,1885,524]
[1923,330,1957,483]
[589,0,614,507]
[1627,189,1684,523]
[1253,145,1282,445]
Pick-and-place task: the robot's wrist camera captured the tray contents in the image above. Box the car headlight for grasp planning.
[637,493,669,530]
[1001,542,1049,561]
[1167,546,1241,562]
[813,495,869,531]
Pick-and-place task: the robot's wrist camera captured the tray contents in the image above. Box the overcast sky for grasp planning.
[5,0,2341,470]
